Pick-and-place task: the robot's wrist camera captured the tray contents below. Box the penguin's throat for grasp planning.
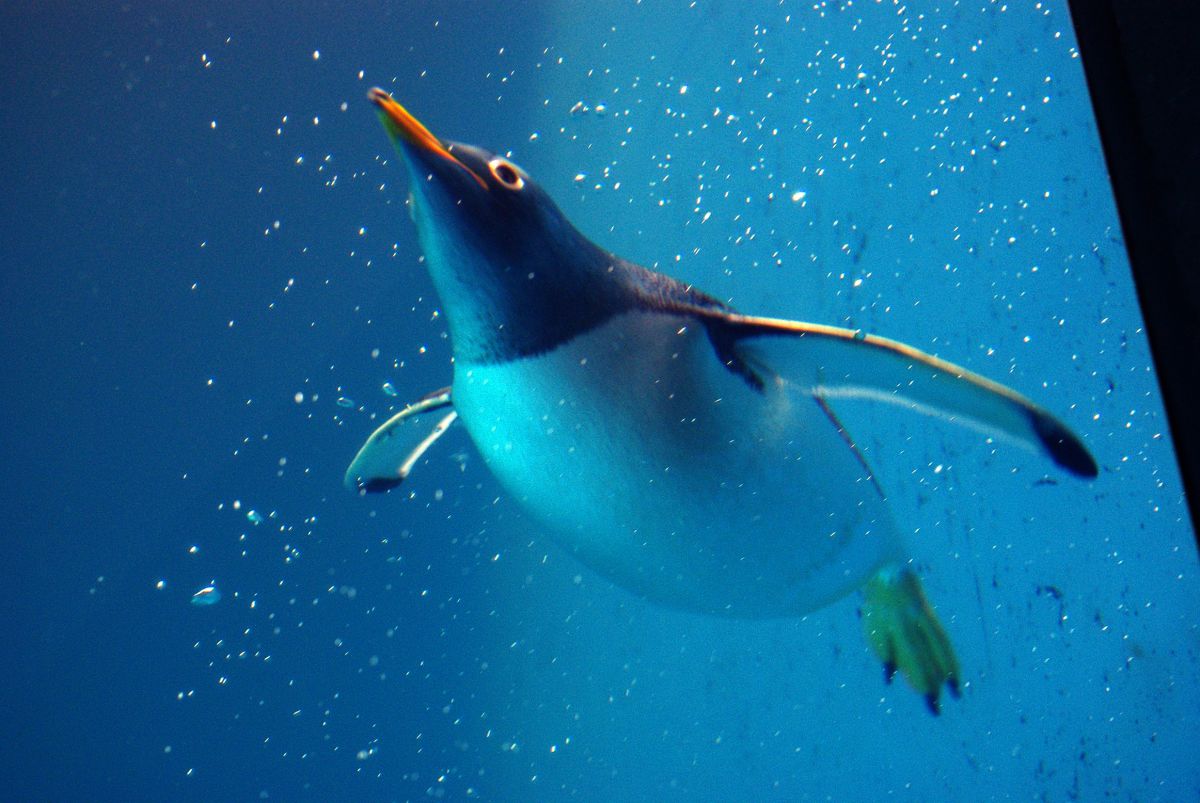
[416,230,632,364]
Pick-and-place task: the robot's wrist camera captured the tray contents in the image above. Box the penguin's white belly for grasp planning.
[453,311,904,617]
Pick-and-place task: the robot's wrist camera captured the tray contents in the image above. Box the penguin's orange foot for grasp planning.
[862,565,961,715]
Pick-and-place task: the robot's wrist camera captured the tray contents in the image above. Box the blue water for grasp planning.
[3,3,1197,800]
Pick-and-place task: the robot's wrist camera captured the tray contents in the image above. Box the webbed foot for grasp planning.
[862,565,961,714]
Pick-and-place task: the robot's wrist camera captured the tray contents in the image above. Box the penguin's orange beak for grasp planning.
[368,88,487,189]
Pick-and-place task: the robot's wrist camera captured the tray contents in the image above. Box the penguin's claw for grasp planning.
[862,566,961,715]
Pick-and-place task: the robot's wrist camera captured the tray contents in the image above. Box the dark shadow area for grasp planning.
[1069,1,1200,548]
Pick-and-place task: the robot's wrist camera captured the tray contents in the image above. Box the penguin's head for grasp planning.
[370,88,629,362]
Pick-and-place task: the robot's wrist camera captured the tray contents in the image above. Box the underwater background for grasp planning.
[3,2,1197,800]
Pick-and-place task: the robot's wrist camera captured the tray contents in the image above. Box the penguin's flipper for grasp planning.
[701,312,1097,478]
[344,387,457,493]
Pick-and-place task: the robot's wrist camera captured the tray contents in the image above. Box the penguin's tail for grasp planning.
[861,564,962,714]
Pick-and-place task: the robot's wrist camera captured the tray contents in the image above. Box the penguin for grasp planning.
[345,88,1097,713]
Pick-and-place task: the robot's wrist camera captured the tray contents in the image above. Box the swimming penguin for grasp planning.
[346,88,1097,714]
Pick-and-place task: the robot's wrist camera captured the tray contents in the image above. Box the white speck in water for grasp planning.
[191,586,221,606]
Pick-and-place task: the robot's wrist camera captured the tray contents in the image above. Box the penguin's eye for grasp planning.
[488,158,524,190]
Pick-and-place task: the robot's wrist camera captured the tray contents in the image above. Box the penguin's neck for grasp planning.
[414,209,638,364]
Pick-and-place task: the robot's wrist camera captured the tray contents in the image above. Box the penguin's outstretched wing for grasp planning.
[345,386,458,493]
[698,312,1097,478]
